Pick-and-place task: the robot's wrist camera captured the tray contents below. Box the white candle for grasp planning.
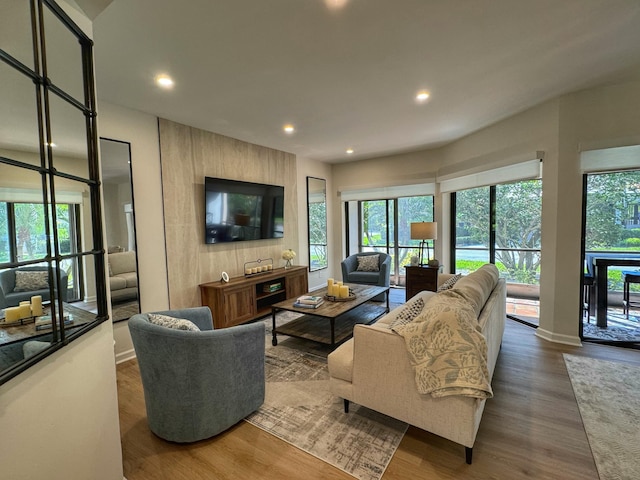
[5,307,21,323]
[31,295,43,316]
[245,267,251,275]
[19,304,32,319]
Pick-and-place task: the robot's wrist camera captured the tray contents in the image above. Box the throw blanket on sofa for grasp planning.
[393,290,493,399]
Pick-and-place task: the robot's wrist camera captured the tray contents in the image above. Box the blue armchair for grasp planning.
[128,307,265,443]
[0,266,68,310]
[341,252,391,301]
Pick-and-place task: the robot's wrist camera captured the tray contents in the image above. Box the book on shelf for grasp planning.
[296,295,323,305]
[293,300,324,309]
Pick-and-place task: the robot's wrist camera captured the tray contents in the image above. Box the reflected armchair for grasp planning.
[341,252,391,301]
[0,266,68,310]
[128,307,265,442]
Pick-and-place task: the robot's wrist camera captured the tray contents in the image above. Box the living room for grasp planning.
[2,1,640,479]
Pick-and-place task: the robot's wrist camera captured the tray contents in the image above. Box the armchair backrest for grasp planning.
[128,307,265,442]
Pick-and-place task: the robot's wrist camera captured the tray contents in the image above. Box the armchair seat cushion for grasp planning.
[109,276,127,290]
[346,271,382,284]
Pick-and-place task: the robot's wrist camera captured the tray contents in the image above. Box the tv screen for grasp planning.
[204,177,284,244]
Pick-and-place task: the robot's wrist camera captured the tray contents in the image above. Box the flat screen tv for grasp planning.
[204,177,284,244]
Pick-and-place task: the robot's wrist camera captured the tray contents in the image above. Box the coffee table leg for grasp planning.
[386,290,390,313]
[272,308,278,346]
[330,318,335,348]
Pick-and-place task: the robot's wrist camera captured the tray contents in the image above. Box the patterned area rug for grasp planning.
[246,322,407,480]
[111,300,140,322]
[564,354,640,480]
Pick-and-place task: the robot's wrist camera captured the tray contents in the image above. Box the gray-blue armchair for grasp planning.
[128,307,265,443]
[341,252,391,301]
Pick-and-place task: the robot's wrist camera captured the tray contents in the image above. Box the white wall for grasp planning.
[97,101,169,362]
[296,156,334,291]
[0,4,124,479]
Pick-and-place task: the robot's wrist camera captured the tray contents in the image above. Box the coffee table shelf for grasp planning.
[271,284,389,349]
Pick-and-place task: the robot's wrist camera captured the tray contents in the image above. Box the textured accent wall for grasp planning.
[159,118,298,308]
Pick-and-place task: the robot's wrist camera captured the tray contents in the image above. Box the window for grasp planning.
[357,195,434,284]
[453,180,542,285]
[0,0,107,385]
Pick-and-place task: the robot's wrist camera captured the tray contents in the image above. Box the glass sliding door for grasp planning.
[453,180,542,324]
[358,195,433,285]
[582,169,640,343]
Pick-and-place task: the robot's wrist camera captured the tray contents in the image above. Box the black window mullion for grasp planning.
[489,185,496,265]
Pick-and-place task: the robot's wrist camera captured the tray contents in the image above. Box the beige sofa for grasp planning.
[108,250,138,303]
[328,264,506,464]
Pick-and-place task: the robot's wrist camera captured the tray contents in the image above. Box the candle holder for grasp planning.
[243,258,274,276]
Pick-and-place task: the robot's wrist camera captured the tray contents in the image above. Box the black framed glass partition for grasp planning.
[0,0,108,385]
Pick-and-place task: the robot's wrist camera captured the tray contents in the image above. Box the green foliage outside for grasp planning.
[308,200,327,269]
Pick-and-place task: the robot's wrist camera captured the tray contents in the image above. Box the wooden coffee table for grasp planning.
[271,283,389,349]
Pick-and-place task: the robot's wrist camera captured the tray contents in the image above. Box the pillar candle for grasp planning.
[339,285,349,298]
[267,264,273,270]
[5,307,21,323]
[327,278,334,294]
[19,303,32,319]
[245,267,252,275]
[31,295,44,316]
[20,301,30,306]
[337,281,343,287]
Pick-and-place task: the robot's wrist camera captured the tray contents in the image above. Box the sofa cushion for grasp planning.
[109,276,127,291]
[147,313,200,331]
[119,272,138,288]
[388,297,425,329]
[451,264,499,317]
[109,251,137,276]
[14,271,48,292]
[356,254,379,272]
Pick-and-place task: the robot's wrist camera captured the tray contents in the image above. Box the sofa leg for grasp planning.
[465,447,473,464]
[343,399,349,413]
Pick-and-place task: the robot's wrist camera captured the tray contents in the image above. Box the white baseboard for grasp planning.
[115,348,136,364]
[84,295,97,303]
[535,328,582,346]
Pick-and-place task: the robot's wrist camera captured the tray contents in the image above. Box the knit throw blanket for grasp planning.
[393,290,493,399]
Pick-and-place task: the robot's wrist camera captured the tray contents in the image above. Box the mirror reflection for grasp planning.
[307,177,328,271]
[100,138,140,322]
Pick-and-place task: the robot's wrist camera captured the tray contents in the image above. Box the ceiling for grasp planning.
[86,0,640,163]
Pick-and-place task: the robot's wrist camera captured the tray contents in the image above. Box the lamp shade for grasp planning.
[410,221,437,240]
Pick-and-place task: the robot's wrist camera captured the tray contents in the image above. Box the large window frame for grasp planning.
[355,195,434,284]
[0,0,107,386]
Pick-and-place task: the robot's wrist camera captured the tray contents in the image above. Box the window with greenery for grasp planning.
[359,195,434,283]
[584,170,640,291]
[0,0,107,385]
[453,179,542,285]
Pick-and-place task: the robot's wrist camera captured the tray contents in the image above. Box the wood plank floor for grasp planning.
[117,319,640,479]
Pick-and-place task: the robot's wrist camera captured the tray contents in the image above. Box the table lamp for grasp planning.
[410,221,437,266]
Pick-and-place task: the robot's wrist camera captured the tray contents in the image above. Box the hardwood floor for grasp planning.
[117,319,640,479]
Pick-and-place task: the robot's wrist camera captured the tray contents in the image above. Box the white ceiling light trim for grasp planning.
[438,159,542,193]
[580,145,640,173]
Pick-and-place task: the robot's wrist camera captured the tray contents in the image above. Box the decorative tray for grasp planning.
[324,293,357,302]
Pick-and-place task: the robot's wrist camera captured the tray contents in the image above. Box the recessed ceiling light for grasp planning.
[283,124,295,134]
[415,90,430,102]
[155,74,174,89]
[346,148,354,154]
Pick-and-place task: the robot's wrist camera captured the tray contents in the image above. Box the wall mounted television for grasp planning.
[204,177,284,244]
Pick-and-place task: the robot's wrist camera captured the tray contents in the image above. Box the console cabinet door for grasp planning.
[285,269,309,299]
[221,284,256,328]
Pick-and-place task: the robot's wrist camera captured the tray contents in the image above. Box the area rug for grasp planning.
[246,333,408,480]
[111,300,140,322]
[564,354,640,480]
